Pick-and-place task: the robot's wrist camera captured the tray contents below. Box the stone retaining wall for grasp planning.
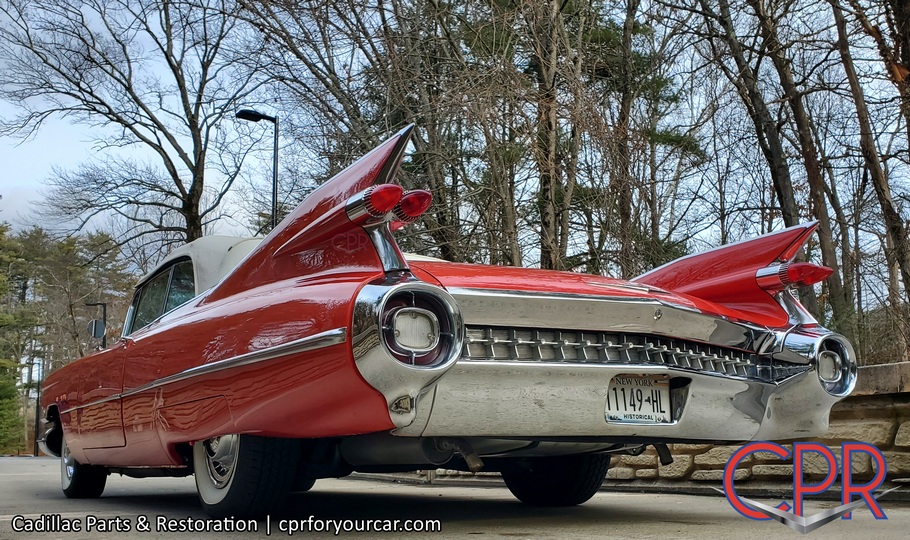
[610,414,907,483]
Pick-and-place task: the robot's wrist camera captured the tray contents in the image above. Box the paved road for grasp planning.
[1,456,908,539]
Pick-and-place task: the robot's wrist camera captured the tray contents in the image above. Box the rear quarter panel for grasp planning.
[71,269,397,467]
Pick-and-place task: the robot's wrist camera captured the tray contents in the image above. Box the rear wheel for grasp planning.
[193,434,301,519]
[60,436,107,498]
[501,453,610,507]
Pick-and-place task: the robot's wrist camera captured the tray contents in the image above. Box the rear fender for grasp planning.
[633,223,819,327]
[204,126,414,304]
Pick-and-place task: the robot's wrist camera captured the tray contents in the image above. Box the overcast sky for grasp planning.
[0,100,261,237]
[0,101,96,229]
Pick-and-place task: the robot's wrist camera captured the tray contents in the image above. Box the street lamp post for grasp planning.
[85,301,107,348]
[33,363,41,456]
[236,109,279,231]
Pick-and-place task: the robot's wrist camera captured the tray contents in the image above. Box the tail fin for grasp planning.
[634,223,824,326]
[205,126,414,303]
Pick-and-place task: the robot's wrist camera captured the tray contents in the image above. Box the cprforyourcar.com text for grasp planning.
[272,516,442,535]
[10,514,442,535]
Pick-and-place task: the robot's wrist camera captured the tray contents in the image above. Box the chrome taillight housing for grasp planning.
[775,329,857,397]
[351,277,464,429]
[814,335,855,396]
[381,288,458,366]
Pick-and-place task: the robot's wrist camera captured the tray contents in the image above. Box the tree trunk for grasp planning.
[702,0,801,228]
[886,234,909,363]
[831,0,910,309]
[611,0,640,278]
[700,0,819,314]
[183,198,204,242]
[845,0,910,145]
[531,1,562,270]
[747,0,852,334]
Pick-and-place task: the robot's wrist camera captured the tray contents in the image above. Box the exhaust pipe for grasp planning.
[340,433,454,467]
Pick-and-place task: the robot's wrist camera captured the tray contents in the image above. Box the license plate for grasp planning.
[605,375,672,424]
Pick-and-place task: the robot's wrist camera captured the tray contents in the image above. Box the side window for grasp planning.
[125,259,196,335]
[165,260,195,311]
[130,271,171,332]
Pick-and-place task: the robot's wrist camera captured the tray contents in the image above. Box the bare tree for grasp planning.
[238,0,469,261]
[742,0,854,335]
[0,0,268,248]
[844,0,910,143]
[830,0,910,318]
[692,0,802,229]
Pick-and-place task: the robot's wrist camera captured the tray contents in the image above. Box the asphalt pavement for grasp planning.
[1,456,908,539]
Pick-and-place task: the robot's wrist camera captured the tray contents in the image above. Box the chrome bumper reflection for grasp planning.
[394,360,841,442]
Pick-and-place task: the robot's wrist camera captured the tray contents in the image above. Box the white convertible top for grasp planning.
[136,236,263,294]
[137,235,445,295]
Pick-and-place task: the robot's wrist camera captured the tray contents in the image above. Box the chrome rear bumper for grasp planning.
[353,282,855,442]
[394,360,840,441]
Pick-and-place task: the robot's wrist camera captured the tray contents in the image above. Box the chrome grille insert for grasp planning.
[462,326,808,383]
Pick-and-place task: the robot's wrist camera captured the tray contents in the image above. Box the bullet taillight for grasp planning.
[365,184,404,217]
[757,261,833,292]
[393,190,432,224]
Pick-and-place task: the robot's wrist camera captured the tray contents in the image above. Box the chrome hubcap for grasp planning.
[202,435,238,489]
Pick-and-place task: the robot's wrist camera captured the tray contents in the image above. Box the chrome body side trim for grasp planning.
[64,328,347,413]
[60,394,120,415]
[123,328,347,397]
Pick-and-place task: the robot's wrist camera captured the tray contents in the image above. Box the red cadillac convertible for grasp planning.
[39,127,855,518]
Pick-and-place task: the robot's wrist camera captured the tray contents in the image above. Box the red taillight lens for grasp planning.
[366,184,403,216]
[395,190,432,221]
[787,262,833,287]
[757,261,833,291]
